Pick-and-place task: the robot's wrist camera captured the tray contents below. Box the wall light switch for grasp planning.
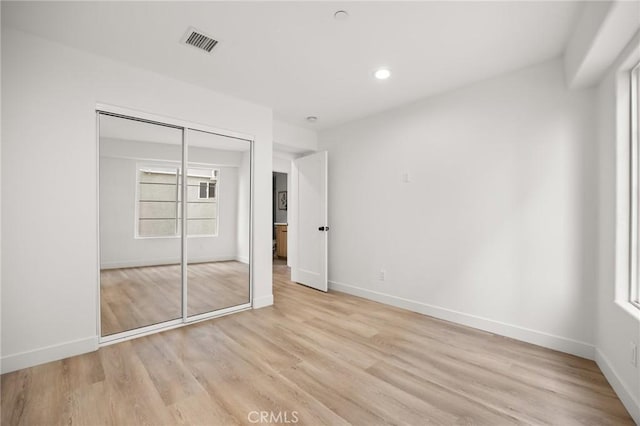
[402,172,410,183]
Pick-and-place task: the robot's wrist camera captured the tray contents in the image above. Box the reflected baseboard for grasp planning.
[101,255,239,270]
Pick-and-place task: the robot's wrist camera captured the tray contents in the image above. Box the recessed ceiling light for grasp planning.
[374,68,391,80]
[334,10,349,21]
[306,116,318,123]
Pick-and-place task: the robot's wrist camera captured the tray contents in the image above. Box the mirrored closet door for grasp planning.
[98,112,251,341]
[185,130,251,318]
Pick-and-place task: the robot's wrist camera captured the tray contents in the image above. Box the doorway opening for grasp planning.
[273,171,288,268]
[272,150,327,291]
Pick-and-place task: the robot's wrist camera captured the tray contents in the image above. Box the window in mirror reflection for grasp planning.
[136,165,219,238]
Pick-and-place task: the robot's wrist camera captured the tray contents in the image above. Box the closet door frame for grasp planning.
[96,104,254,345]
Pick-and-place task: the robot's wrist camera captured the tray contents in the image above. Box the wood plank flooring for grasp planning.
[1,264,634,425]
[100,261,250,336]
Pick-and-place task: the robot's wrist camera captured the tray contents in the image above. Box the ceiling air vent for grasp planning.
[182,27,218,53]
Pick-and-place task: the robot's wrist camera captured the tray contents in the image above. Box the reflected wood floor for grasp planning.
[101,261,250,336]
[1,264,634,425]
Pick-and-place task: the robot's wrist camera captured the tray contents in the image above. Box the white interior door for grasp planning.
[291,151,328,291]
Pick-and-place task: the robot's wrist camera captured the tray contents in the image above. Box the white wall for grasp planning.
[99,139,244,268]
[273,119,318,154]
[273,155,293,175]
[0,4,3,371]
[320,58,598,358]
[564,1,640,89]
[1,28,273,373]
[594,31,640,422]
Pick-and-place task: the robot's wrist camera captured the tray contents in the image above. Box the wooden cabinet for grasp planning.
[275,224,288,258]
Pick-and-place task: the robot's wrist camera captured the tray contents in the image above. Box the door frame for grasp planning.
[273,155,294,267]
[96,103,255,345]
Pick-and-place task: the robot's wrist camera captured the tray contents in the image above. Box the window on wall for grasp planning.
[198,181,217,199]
[186,168,219,236]
[631,62,640,309]
[136,166,219,238]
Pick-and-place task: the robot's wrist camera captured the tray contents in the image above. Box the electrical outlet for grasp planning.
[379,269,386,281]
[631,342,638,367]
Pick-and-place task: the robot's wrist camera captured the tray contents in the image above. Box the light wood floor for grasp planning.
[101,261,250,336]
[2,264,633,425]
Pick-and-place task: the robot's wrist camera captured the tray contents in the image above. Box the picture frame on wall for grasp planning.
[278,191,287,210]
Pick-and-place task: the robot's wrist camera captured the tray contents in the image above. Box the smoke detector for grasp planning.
[181,27,219,53]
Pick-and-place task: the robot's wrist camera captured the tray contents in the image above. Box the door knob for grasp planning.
[318,226,330,231]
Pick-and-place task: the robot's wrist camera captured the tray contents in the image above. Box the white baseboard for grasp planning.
[101,255,238,269]
[1,336,98,374]
[253,294,274,309]
[236,256,250,264]
[329,280,595,360]
[595,348,640,423]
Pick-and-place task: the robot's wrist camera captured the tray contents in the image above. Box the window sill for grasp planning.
[615,299,640,321]
[134,234,219,240]
[135,235,181,240]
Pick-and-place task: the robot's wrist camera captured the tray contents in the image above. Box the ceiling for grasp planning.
[2,1,584,130]
[99,114,250,151]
